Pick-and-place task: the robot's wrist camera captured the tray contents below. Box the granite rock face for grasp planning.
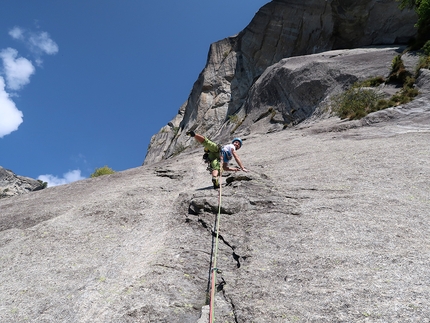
[2,1,429,322]
[239,47,421,134]
[1,102,429,322]
[143,0,417,165]
[0,166,45,198]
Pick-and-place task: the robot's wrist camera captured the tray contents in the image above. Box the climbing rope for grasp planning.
[208,167,223,323]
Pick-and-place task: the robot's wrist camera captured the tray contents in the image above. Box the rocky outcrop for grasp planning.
[238,46,421,134]
[0,166,46,198]
[143,0,417,165]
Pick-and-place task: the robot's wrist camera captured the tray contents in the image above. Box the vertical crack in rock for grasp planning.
[181,174,299,321]
[193,215,242,269]
[220,286,239,323]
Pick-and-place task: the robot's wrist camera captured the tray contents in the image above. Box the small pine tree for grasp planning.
[90,165,115,178]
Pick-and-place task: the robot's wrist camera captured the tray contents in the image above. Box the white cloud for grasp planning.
[29,31,59,55]
[0,77,23,137]
[9,27,59,58]
[38,170,85,187]
[0,26,57,138]
[8,27,24,40]
[0,48,35,90]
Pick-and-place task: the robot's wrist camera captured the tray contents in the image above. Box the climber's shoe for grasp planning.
[212,177,220,189]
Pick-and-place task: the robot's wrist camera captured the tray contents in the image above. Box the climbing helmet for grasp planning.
[232,138,243,148]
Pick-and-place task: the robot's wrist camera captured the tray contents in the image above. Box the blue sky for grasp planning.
[0,0,269,186]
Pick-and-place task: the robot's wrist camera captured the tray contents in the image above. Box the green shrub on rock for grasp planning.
[388,55,413,83]
[416,42,430,72]
[417,55,430,71]
[90,166,115,178]
[331,53,421,120]
[331,87,382,120]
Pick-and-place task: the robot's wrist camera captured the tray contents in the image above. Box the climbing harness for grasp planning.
[208,167,223,323]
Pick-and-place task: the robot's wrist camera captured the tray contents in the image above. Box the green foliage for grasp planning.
[415,0,430,32]
[90,165,115,178]
[377,87,419,110]
[229,113,247,134]
[388,55,413,83]
[172,126,180,136]
[356,76,386,87]
[391,55,404,73]
[398,0,418,10]
[331,88,382,120]
[331,69,419,120]
[404,75,416,88]
[399,0,430,26]
[395,86,419,103]
[37,179,48,189]
[398,0,430,46]
[416,54,430,71]
[228,114,240,124]
[423,40,430,55]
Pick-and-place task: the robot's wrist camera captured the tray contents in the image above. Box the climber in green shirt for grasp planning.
[186,130,248,189]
